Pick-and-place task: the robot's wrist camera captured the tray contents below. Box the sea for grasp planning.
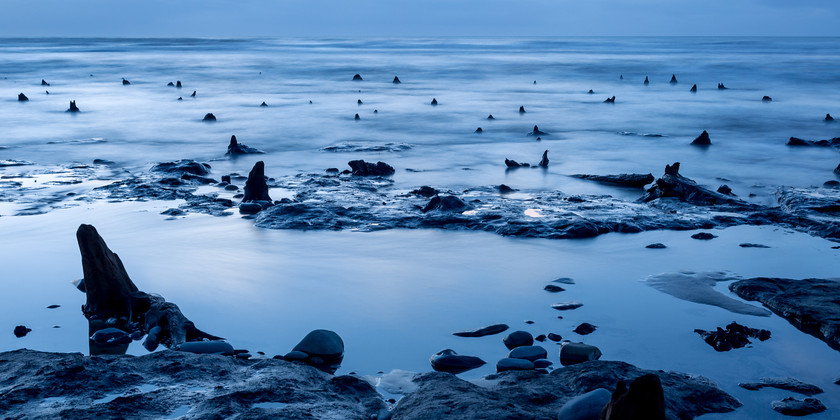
[1,37,839,418]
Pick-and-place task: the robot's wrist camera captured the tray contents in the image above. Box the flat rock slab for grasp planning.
[390,360,741,420]
[739,377,823,395]
[0,349,384,419]
[730,277,840,351]
[772,397,827,416]
[453,323,509,337]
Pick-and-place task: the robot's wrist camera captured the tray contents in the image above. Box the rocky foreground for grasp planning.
[0,349,741,419]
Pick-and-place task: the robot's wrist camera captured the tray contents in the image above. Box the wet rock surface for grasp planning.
[645,271,771,316]
[772,397,827,416]
[430,349,486,374]
[730,277,840,351]
[694,322,771,352]
[453,323,509,338]
[572,173,655,188]
[739,377,824,395]
[786,136,840,148]
[0,349,385,419]
[390,360,740,420]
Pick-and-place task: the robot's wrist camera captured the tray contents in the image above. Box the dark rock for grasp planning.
[552,302,583,311]
[13,326,31,338]
[835,164,840,176]
[284,350,309,361]
[0,349,384,418]
[430,98,438,106]
[226,135,264,155]
[772,397,826,416]
[498,184,516,194]
[717,184,733,195]
[718,83,728,90]
[238,202,263,214]
[474,127,483,133]
[430,349,486,374]
[640,162,747,207]
[538,150,549,167]
[191,91,196,97]
[167,82,174,86]
[422,195,469,213]
[202,113,216,121]
[785,136,840,147]
[646,243,667,249]
[533,359,553,369]
[292,329,344,374]
[573,323,597,335]
[762,96,772,101]
[644,76,649,85]
[588,89,595,94]
[823,180,839,188]
[694,322,771,352]
[508,345,547,362]
[46,304,60,309]
[739,243,770,248]
[354,113,360,120]
[67,101,80,112]
[503,331,534,350]
[453,323,509,338]
[177,97,182,100]
[390,360,739,420]
[243,161,272,203]
[670,74,678,84]
[373,109,378,113]
[393,76,401,84]
[544,284,565,293]
[487,114,495,120]
[604,96,616,103]
[18,93,28,101]
[602,374,666,420]
[176,81,182,88]
[535,334,547,342]
[730,277,840,351]
[496,358,535,372]
[221,175,232,183]
[557,388,611,420]
[152,160,211,177]
[411,186,439,197]
[90,327,131,345]
[41,79,49,86]
[739,377,823,395]
[620,75,623,79]
[826,114,834,121]
[260,101,267,107]
[357,99,363,105]
[691,232,717,240]
[559,342,602,366]
[691,130,711,146]
[547,333,563,342]
[348,160,395,176]
[505,159,529,168]
[122,78,130,85]
[352,74,363,81]
[519,106,526,113]
[572,173,654,188]
[530,125,547,136]
[690,84,697,93]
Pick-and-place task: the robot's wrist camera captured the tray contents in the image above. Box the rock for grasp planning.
[422,195,469,213]
[487,114,495,119]
[238,202,263,214]
[646,271,771,316]
[717,184,733,195]
[640,162,747,207]
[226,135,264,155]
[548,333,563,342]
[177,97,182,100]
[176,81,182,88]
[90,328,131,345]
[538,150,549,167]
[191,90,196,97]
[505,159,529,168]
[785,136,840,147]
[13,326,31,338]
[588,89,594,94]
[603,96,616,103]
[152,160,211,177]
[284,350,309,361]
[122,78,130,85]
[644,76,649,85]
[691,130,711,146]
[762,96,772,101]
[690,84,697,93]
[393,76,401,84]
[496,358,535,372]
[718,83,728,90]
[739,377,823,395]
[508,345,547,362]
[503,331,534,350]
[730,277,840,351]
[574,323,597,335]
[602,373,666,420]
[691,232,717,240]
[670,74,678,84]
[572,173,654,188]
[243,161,272,203]
[772,397,826,416]
[67,100,80,112]
[260,101,267,107]
[474,127,483,133]
[76,224,220,351]
[498,184,516,193]
[823,180,839,188]
[18,93,28,101]
[352,74,363,81]
[552,278,572,285]
[46,304,60,309]
[557,388,611,420]
[41,79,49,86]
[0,349,385,418]
[390,360,739,419]
[453,323,509,337]
[559,342,602,366]
[167,82,174,86]
[202,113,216,121]
[354,113,360,120]
[835,164,840,176]
[175,341,234,355]
[430,98,438,106]
[357,99,363,105]
[410,186,439,198]
[519,106,526,113]
[292,329,344,373]
[430,349,486,374]
[552,302,583,311]
[694,322,771,352]
[646,243,667,249]
[544,284,565,292]
[739,243,770,248]
[534,359,553,369]
[530,125,547,136]
[348,160,395,176]
[825,114,834,121]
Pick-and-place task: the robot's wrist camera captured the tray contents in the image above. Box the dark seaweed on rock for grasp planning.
[694,322,770,352]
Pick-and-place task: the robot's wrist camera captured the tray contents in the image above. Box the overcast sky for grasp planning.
[1,0,837,37]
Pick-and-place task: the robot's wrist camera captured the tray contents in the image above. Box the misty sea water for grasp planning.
[1,37,839,418]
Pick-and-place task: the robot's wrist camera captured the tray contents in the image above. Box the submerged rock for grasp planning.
[519,106,526,113]
[430,349,485,374]
[152,160,211,177]
[41,79,50,86]
[691,232,717,240]
[690,84,697,93]
[825,113,834,121]
[496,358,535,372]
[572,173,654,188]
[691,130,711,146]
[529,125,547,136]
[474,127,483,133]
[393,76,401,84]
[202,113,216,121]
[694,322,771,352]
[487,114,495,120]
[604,96,616,103]
[730,277,840,351]
[18,93,28,101]
[772,397,826,416]
[718,83,728,90]
[505,158,529,168]
[508,345,547,362]
[122,78,130,85]
[645,271,770,316]
[552,302,583,311]
[739,377,823,395]
[646,243,667,249]
[559,342,602,366]
[762,96,772,101]
[430,98,438,106]
[260,101,267,107]
[670,74,678,84]
[67,100,80,112]
[226,135,264,156]
[644,76,649,85]
[453,323,509,337]
[352,74,363,81]
[348,160,395,176]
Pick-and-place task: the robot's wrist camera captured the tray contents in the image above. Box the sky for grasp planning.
[0,0,838,37]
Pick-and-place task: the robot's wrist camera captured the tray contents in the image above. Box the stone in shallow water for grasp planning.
[559,342,602,366]
[557,388,611,420]
[739,377,823,395]
[645,271,771,316]
[496,358,535,372]
[574,323,597,335]
[508,345,547,362]
[453,324,509,338]
[13,326,31,338]
[771,397,826,416]
[90,328,131,345]
[291,329,344,374]
[544,284,565,293]
[691,232,717,240]
[739,243,770,248]
[694,322,771,351]
[646,243,667,249]
[430,349,486,374]
[502,331,534,350]
[175,341,234,355]
[552,302,583,311]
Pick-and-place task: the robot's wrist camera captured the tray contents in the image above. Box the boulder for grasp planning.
[352,74,363,81]
[694,322,770,352]
[191,91,196,97]
[544,284,565,292]
[503,331,534,350]
[505,159,529,168]
[422,195,469,213]
[176,81,182,88]
[691,130,711,146]
[574,323,597,335]
[347,160,395,176]
[602,374,666,420]
[410,186,439,197]
[559,342,602,366]
[508,345,547,362]
[453,323,509,337]
[557,388,611,420]
[772,397,826,416]
[572,173,654,188]
[430,349,486,374]
[90,328,131,345]
[292,329,345,373]
[646,243,667,249]
[487,114,495,120]
[826,113,834,121]
[67,100,80,112]
[167,82,174,86]
[496,358,535,372]
[225,135,264,156]
[762,96,772,101]
[122,78,130,85]
[13,326,31,338]
[538,150,549,167]
[41,79,50,86]
[474,127,483,133]
[588,89,595,94]
[670,74,678,84]
[552,302,583,311]
[718,83,728,90]
[430,98,438,106]
[519,106,526,113]
[260,102,267,107]
[357,99,362,105]
[354,113,360,120]
[604,96,616,103]
[18,93,28,101]
[690,84,697,93]
[152,160,211,177]
[202,113,216,121]
[530,125,547,136]
[393,76,401,84]
[691,232,717,240]
[242,161,272,202]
